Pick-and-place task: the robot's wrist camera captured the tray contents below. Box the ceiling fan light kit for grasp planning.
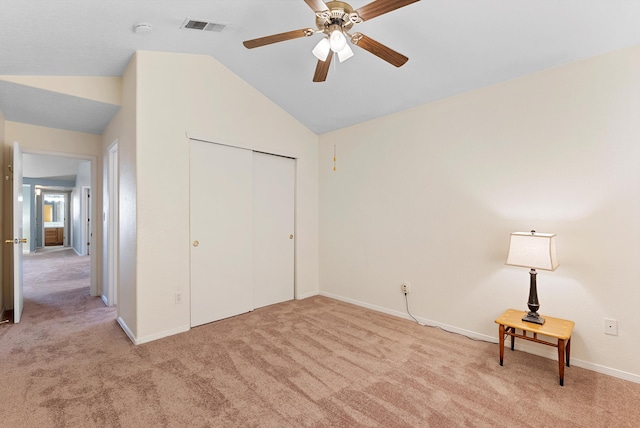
[312,38,331,60]
[328,24,347,52]
[337,43,354,62]
[243,0,420,82]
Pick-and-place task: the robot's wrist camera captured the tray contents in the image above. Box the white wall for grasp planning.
[319,45,640,379]
[130,50,319,343]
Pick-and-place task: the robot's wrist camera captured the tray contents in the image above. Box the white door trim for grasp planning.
[104,140,119,307]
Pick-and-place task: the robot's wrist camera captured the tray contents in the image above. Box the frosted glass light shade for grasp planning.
[337,43,354,62]
[506,232,559,271]
[329,29,347,52]
[312,37,330,60]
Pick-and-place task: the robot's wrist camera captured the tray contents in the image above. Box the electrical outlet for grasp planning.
[175,292,183,304]
[604,318,618,336]
[400,282,410,294]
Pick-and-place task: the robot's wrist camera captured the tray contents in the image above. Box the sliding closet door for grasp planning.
[253,152,295,309]
[190,140,253,327]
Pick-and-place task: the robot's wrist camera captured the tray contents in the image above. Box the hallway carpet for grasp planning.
[1,248,640,426]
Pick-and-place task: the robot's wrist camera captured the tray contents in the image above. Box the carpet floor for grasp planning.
[1,248,639,427]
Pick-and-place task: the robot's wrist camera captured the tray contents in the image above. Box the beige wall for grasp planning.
[0,76,122,106]
[128,51,318,342]
[4,121,102,156]
[319,45,640,379]
[101,54,137,339]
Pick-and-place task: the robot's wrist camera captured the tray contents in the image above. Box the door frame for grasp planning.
[103,140,119,307]
[22,148,100,297]
[82,186,91,255]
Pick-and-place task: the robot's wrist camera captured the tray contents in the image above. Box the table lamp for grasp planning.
[506,230,559,325]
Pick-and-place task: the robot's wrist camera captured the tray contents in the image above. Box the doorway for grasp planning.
[22,151,99,299]
[42,192,69,247]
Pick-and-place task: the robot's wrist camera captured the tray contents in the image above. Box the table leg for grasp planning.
[499,324,505,366]
[558,339,565,386]
[566,337,571,367]
[510,328,515,351]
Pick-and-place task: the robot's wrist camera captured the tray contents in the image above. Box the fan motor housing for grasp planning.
[315,1,357,33]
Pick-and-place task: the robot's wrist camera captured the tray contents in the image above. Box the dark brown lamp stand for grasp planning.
[522,268,545,325]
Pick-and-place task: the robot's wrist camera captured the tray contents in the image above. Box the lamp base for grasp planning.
[522,311,545,325]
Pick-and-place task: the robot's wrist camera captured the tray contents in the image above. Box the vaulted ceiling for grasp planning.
[1,0,639,136]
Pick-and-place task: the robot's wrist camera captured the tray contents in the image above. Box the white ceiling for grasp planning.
[1,0,639,136]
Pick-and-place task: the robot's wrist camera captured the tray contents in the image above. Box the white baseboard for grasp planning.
[117,317,190,345]
[101,295,109,306]
[117,317,137,344]
[320,291,496,343]
[296,290,319,300]
[319,291,640,384]
[512,341,640,383]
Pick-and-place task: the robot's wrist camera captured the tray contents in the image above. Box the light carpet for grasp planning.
[1,248,639,427]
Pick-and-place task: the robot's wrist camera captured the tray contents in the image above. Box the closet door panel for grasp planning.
[190,141,253,327]
[253,152,295,309]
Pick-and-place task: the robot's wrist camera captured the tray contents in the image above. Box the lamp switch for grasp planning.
[604,318,618,336]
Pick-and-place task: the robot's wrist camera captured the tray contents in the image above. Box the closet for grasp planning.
[189,140,295,327]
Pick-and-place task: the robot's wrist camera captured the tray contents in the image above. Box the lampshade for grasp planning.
[329,29,347,52]
[312,38,330,61]
[337,43,354,62]
[506,232,559,271]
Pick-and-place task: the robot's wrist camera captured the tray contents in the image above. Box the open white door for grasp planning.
[12,141,25,323]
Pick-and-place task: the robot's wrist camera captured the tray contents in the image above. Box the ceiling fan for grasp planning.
[243,0,420,82]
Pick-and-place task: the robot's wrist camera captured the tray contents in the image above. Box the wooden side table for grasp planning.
[495,309,575,386]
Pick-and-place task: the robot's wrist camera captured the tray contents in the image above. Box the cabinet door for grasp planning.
[190,141,253,327]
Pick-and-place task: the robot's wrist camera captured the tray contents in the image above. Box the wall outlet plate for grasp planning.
[604,318,618,336]
[401,282,410,294]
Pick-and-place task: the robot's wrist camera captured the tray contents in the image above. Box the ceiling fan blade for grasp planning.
[304,0,329,12]
[243,28,314,49]
[313,51,333,82]
[355,0,420,22]
[351,33,408,67]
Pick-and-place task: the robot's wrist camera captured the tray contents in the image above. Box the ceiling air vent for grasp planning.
[181,18,226,32]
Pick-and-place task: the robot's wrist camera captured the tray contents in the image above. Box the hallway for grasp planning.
[18,247,111,324]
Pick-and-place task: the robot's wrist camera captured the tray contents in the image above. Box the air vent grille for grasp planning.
[182,18,226,32]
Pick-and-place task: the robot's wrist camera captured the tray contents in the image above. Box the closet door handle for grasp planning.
[289,234,294,239]
[193,240,199,247]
